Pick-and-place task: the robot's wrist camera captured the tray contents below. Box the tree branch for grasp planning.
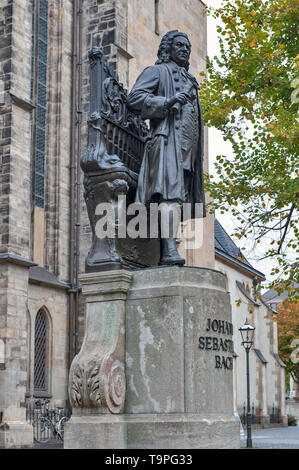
[277,204,295,254]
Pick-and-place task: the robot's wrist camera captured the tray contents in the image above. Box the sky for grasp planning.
[204,0,281,286]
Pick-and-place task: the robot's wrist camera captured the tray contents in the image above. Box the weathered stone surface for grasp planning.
[125,267,234,417]
[125,293,185,414]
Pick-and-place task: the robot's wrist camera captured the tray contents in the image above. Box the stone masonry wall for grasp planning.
[0,1,73,425]
[0,263,8,366]
[0,1,34,440]
[0,0,13,253]
[0,0,33,259]
[127,0,207,89]
[0,263,30,424]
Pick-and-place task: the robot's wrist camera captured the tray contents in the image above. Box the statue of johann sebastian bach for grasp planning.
[127,30,206,265]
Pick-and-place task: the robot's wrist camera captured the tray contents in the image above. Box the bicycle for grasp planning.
[32,399,70,443]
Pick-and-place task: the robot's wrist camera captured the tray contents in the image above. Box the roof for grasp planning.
[214,218,265,280]
[273,353,286,368]
[262,283,299,304]
[29,266,69,290]
[236,280,260,306]
[0,253,37,268]
[254,349,268,364]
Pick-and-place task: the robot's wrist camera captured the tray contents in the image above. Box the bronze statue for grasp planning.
[127,30,206,266]
[80,32,206,272]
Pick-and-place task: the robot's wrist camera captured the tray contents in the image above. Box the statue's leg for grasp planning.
[183,169,192,204]
[159,199,185,266]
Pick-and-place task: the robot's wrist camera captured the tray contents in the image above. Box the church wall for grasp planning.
[0,0,36,445]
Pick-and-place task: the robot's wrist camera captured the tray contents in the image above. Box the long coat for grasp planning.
[127,60,206,218]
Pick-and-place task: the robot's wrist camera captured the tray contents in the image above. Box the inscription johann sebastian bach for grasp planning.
[199,319,234,370]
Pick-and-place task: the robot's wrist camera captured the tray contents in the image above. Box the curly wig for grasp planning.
[156,30,191,71]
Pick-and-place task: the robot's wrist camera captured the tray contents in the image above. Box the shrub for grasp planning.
[287,414,298,426]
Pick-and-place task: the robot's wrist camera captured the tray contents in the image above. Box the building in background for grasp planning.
[0,0,286,447]
[262,284,299,419]
[215,220,287,427]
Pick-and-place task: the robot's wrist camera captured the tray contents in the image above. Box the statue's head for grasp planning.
[156,30,191,70]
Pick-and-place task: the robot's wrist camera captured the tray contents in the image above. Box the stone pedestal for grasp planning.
[67,271,132,412]
[64,267,240,449]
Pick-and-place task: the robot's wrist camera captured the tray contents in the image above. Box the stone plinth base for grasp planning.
[0,423,33,449]
[64,413,240,449]
[65,267,240,449]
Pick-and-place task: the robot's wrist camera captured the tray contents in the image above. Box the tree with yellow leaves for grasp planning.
[277,299,299,382]
[200,0,299,300]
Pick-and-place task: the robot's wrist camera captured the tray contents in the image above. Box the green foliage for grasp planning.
[200,0,299,299]
[287,414,298,426]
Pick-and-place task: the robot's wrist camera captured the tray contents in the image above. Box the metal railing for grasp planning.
[269,404,281,424]
[26,399,71,442]
[239,403,262,425]
[239,403,282,426]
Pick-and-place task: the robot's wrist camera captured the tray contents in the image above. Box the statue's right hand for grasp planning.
[174,92,188,105]
[165,95,178,109]
[166,93,188,110]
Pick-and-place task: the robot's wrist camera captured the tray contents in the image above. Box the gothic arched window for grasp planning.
[33,309,49,392]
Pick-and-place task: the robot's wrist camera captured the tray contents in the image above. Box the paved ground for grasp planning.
[31,426,299,449]
[241,425,299,449]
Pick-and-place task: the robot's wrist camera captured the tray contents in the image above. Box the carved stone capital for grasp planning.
[79,270,133,301]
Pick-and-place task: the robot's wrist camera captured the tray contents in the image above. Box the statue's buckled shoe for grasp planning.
[160,254,185,266]
[160,239,185,266]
